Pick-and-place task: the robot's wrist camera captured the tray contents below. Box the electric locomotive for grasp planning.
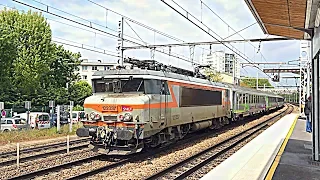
[76,58,284,155]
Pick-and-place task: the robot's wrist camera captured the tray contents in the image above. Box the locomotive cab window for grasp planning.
[93,78,144,93]
[144,79,170,95]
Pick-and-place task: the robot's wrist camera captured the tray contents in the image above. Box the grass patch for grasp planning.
[0,123,83,145]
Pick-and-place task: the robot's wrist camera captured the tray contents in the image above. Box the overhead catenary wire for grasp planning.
[85,0,212,59]
[199,0,268,63]
[161,0,273,79]
[198,0,292,88]
[11,0,193,64]
[124,20,147,45]
[0,3,152,47]
[0,21,121,58]
[9,0,291,87]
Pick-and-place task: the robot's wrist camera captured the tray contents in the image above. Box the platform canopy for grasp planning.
[245,0,319,39]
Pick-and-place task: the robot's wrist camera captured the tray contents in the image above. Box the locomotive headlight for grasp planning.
[123,113,133,121]
[89,112,96,120]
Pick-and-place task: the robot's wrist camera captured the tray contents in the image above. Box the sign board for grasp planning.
[49,101,55,108]
[300,40,310,62]
[56,105,70,113]
[25,101,31,109]
[0,102,4,110]
[70,101,74,107]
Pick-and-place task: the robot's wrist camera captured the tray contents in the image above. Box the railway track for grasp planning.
[145,104,293,180]
[6,106,288,180]
[7,154,102,180]
[0,138,90,166]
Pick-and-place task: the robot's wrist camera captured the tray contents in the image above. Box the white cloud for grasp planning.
[3,0,301,86]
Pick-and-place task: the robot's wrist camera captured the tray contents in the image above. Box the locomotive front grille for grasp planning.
[104,115,117,121]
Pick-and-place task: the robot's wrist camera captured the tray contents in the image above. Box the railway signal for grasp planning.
[25,101,31,128]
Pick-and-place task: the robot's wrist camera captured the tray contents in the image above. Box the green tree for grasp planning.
[73,105,84,111]
[0,9,82,107]
[203,68,223,82]
[0,20,17,104]
[69,81,92,106]
[241,77,273,89]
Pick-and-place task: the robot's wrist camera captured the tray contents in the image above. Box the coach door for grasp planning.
[160,80,170,126]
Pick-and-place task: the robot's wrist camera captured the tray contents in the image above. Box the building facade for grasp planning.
[201,51,240,79]
[76,59,120,85]
[225,53,240,79]
[200,51,225,72]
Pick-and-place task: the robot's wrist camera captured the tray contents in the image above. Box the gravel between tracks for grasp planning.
[34,159,116,180]
[88,106,288,180]
[0,148,96,179]
[0,135,86,154]
[0,142,89,165]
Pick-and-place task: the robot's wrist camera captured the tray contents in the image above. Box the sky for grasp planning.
[1,0,306,88]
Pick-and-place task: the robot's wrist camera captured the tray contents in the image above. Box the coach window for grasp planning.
[180,87,222,106]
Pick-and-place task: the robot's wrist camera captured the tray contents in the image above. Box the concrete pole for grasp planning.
[57,105,60,133]
[120,16,124,66]
[311,36,319,161]
[69,101,73,133]
[256,72,258,90]
[69,104,73,133]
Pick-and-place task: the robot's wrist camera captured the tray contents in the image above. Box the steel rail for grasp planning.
[0,138,90,158]
[145,104,293,180]
[0,143,89,166]
[65,158,131,180]
[7,154,103,180]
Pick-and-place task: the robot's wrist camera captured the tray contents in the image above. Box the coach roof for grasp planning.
[93,69,282,98]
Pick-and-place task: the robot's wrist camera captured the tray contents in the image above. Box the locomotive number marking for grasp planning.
[102,105,117,111]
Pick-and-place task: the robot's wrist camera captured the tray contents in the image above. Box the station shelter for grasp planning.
[245,0,320,161]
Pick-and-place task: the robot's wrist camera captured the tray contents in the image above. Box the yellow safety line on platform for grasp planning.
[264,115,298,180]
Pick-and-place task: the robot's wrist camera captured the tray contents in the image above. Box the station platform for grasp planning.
[200,113,318,180]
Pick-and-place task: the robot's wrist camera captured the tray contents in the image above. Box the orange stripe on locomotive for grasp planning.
[84,80,228,113]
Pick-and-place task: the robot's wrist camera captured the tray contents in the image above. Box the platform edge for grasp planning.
[264,114,298,180]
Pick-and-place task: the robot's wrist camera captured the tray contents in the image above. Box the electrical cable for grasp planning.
[161,0,272,78]
[11,0,193,63]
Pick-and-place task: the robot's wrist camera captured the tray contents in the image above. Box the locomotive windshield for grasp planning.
[94,78,144,93]
[93,78,169,94]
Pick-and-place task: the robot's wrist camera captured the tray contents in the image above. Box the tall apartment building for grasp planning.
[200,51,225,72]
[201,51,240,79]
[225,53,240,79]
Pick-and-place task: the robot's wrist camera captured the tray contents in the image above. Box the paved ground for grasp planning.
[273,119,320,180]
